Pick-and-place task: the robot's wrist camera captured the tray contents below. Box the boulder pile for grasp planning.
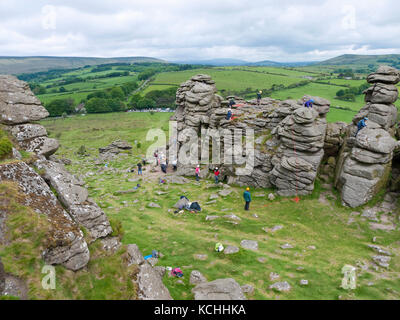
[270,99,329,196]
[335,66,400,207]
[171,74,330,195]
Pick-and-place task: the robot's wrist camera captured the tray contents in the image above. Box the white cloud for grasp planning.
[0,0,399,61]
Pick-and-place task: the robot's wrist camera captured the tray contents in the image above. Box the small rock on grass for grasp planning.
[269,281,291,292]
[300,280,309,286]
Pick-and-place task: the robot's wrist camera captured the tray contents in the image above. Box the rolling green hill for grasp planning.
[318,54,400,68]
[0,56,166,75]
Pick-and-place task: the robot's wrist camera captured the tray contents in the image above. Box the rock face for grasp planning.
[269,105,328,196]
[0,162,90,271]
[192,278,246,300]
[0,257,5,294]
[171,74,330,195]
[0,75,49,125]
[335,66,399,207]
[0,75,116,273]
[34,159,112,240]
[98,140,132,162]
[126,244,172,300]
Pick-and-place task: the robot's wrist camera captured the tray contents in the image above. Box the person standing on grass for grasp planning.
[257,91,262,105]
[214,167,220,184]
[195,165,200,181]
[243,187,251,211]
[154,150,158,166]
[137,162,143,175]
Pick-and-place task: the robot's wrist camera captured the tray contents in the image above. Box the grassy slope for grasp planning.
[0,180,137,300]
[0,56,164,75]
[38,112,400,300]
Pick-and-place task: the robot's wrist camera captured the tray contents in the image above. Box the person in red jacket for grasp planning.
[214,167,220,184]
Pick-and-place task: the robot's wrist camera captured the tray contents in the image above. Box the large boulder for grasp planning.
[126,243,172,300]
[8,124,48,141]
[367,66,400,84]
[0,162,90,270]
[19,137,59,157]
[0,75,49,125]
[364,83,398,104]
[34,159,112,240]
[192,278,246,300]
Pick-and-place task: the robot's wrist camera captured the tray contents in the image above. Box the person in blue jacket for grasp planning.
[304,99,314,108]
[355,117,368,137]
[226,108,232,120]
[243,187,251,211]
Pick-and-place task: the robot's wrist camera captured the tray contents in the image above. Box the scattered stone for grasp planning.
[194,254,208,261]
[300,279,309,286]
[205,200,217,205]
[147,202,161,208]
[209,194,219,200]
[224,246,239,254]
[372,255,391,268]
[206,215,220,221]
[252,214,259,218]
[257,257,267,263]
[281,243,294,250]
[241,284,255,295]
[268,193,276,201]
[362,209,379,222]
[368,245,392,256]
[190,270,207,285]
[269,272,280,281]
[223,214,241,221]
[269,281,291,292]
[219,189,233,197]
[192,278,246,300]
[307,245,317,250]
[240,240,258,251]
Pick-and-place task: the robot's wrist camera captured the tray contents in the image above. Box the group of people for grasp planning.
[195,165,221,184]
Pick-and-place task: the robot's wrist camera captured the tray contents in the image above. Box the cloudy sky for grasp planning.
[0,0,399,62]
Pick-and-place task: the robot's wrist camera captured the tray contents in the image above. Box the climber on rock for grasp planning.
[228,97,236,108]
[304,99,314,108]
[257,91,262,105]
[226,108,233,121]
[355,117,368,137]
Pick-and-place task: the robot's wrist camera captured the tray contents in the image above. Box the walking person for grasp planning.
[243,187,251,211]
[137,162,143,175]
[195,165,200,181]
[214,167,220,184]
[228,97,236,108]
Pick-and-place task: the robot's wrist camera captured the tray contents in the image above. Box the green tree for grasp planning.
[46,99,75,117]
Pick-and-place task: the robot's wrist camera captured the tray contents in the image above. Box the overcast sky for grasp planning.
[0,0,399,62]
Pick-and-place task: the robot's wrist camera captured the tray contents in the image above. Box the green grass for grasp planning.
[0,181,138,300]
[37,112,400,300]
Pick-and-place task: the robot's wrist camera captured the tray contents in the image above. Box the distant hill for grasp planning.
[317,54,400,68]
[0,56,166,75]
[174,58,316,67]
